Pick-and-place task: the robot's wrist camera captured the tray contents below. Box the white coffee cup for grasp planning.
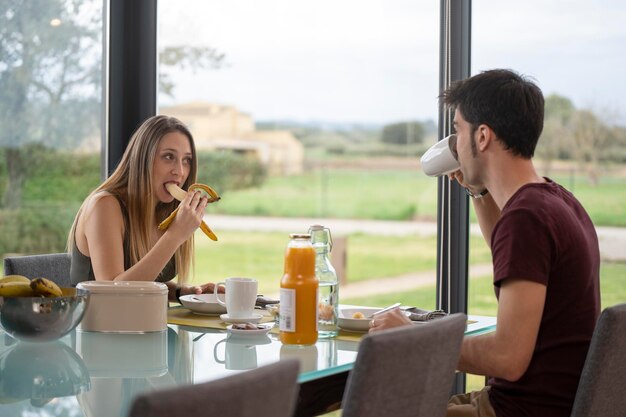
[213,338,258,370]
[213,277,258,318]
[420,134,460,176]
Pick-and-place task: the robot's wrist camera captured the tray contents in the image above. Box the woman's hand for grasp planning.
[168,190,208,243]
[368,307,412,333]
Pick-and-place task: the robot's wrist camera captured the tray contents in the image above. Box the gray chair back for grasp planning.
[571,303,626,417]
[127,359,300,417]
[341,313,466,417]
[3,253,72,288]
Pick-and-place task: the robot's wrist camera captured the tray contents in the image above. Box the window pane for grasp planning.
[0,0,104,257]
[158,0,441,305]
[470,0,626,317]
[468,0,626,392]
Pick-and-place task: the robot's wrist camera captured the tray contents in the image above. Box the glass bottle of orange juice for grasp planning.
[279,233,319,345]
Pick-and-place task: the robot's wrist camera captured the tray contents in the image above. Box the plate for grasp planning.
[337,307,381,332]
[227,323,273,337]
[179,294,227,315]
[220,313,263,325]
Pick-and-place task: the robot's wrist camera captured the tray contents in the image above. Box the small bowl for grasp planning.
[0,288,89,342]
[338,307,381,332]
[179,293,227,315]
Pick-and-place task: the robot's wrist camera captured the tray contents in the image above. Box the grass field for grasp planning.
[207,168,626,226]
[191,230,494,291]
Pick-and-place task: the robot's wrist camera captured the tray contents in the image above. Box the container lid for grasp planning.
[76,281,168,295]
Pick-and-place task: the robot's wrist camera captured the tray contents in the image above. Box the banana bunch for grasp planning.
[158,183,221,241]
[0,275,63,298]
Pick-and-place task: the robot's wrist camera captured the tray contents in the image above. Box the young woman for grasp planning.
[68,115,219,301]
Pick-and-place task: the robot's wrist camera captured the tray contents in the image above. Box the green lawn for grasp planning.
[209,170,439,221]
[208,168,626,226]
[190,230,493,292]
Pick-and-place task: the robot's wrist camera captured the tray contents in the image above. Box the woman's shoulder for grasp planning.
[83,191,126,224]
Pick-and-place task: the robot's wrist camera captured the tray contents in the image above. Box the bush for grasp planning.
[0,204,78,255]
[196,151,267,193]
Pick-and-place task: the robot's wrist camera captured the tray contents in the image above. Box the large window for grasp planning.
[470,0,626,312]
[468,0,626,390]
[158,0,445,305]
[0,1,104,258]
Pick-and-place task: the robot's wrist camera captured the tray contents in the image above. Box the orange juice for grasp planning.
[279,233,318,345]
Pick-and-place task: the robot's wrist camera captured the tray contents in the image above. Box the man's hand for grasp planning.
[368,307,412,333]
[182,282,225,296]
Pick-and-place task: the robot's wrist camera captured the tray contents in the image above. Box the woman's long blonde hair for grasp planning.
[68,115,198,283]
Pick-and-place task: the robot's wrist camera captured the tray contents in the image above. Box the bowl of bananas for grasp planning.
[0,275,89,342]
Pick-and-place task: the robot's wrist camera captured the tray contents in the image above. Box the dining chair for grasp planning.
[570,302,626,417]
[127,359,300,417]
[3,253,72,288]
[341,312,466,417]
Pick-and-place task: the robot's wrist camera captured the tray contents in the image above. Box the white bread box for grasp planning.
[76,281,168,333]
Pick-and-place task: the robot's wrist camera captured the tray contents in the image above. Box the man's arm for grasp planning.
[458,278,546,381]
[471,194,500,247]
[448,170,500,246]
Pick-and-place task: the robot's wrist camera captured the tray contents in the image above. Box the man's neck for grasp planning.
[485,156,544,209]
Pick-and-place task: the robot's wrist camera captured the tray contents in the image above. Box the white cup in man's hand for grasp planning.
[420,134,460,176]
[214,277,258,318]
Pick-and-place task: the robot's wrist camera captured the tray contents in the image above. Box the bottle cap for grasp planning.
[308,225,333,251]
[289,233,311,239]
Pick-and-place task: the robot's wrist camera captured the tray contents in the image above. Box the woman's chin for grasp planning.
[157,194,175,204]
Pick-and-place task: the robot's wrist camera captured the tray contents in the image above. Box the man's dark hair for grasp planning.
[440,69,544,158]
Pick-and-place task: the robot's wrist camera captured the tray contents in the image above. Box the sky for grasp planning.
[158,0,626,126]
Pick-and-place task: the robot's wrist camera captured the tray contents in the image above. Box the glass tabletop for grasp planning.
[0,314,495,417]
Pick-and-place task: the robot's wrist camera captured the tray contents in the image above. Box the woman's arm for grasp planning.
[84,191,207,282]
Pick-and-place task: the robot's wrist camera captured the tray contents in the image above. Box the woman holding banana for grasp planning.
[67,115,222,301]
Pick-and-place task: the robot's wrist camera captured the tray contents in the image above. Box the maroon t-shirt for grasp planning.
[488,179,600,417]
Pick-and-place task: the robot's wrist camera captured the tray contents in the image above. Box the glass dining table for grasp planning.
[0,307,496,417]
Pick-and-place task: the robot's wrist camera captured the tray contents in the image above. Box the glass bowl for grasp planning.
[0,288,89,342]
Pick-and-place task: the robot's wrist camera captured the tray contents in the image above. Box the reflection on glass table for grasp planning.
[0,315,495,417]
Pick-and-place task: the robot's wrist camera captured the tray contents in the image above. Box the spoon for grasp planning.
[368,302,402,318]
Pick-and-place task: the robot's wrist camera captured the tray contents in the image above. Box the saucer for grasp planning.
[220,313,263,325]
[179,294,227,315]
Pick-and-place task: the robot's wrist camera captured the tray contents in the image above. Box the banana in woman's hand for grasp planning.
[158,183,220,241]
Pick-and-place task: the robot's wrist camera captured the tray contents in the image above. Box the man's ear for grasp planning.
[476,125,494,151]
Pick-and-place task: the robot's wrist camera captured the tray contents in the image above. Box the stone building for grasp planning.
[160,101,303,175]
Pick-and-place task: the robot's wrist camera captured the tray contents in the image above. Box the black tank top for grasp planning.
[70,193,176,285]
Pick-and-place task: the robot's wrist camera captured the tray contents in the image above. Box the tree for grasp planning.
[536,94,575,175]
[380,121,425,145]
[0,0,101,208]
[571,109,611,185]
[159,45,226,98]
[0,0,226,209]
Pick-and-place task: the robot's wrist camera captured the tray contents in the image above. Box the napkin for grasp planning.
[403,307,447,322]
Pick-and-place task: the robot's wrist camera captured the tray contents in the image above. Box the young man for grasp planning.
[370,69,600,417]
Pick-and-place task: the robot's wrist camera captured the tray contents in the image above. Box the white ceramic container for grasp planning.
[76,281,168,333]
